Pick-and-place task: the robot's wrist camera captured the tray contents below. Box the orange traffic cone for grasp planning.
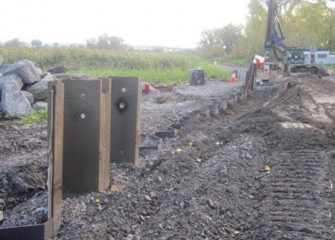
[230,71,237,83]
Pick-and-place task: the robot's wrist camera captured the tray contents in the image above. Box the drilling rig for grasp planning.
[263,0,335,80]
[245,0,335,90]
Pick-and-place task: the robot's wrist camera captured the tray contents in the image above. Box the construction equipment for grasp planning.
[263,0,335,78]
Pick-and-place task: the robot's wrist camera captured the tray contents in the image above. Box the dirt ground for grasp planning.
[1,74,335,239]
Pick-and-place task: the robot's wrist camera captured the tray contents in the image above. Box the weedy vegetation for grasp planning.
[19,110,48,124]
[0,46,230,85]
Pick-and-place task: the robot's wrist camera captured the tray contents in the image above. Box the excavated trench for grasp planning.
[1,75,335,239]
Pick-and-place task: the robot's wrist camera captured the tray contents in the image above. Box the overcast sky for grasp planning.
[1,0,249,48]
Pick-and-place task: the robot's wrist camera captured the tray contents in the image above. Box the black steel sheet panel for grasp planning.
[0,224,45,240]
[63,79,101,194]
[110,77,141,166]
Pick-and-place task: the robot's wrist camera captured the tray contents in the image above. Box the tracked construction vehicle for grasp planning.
[263,0,335,79]
[245,0,335,90]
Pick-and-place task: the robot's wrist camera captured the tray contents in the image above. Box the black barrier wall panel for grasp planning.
[63,80,101,194]
[110,77,141,166]
[0,84,64,240]
[0,224,45,240]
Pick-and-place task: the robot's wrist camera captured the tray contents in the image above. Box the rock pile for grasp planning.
[0,59,56,117]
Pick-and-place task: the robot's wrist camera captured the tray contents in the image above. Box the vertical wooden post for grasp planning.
[47,82,64,236]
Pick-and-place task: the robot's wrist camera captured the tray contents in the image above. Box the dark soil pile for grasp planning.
[1,75,335,239]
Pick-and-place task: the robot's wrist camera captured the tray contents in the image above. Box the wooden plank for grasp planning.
[51,83,64,235]
[155,129,178,139]
[99,78,111,191]
[140,135,163,150]
[170,123,183,129]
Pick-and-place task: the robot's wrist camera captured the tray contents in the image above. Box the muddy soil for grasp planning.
[1,75,335,239]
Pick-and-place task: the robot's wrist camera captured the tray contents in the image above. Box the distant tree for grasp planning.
[214,24,243,53]
[197,23,242,59]
[97,34,125,49]
[53,42,60,48]
[31,39,43,48]
[4,38,26,47]
[86,38,97,48]
[197,0,335,60]
[69,43,85,48]
[242,0,267,58]
[86,34,132,50]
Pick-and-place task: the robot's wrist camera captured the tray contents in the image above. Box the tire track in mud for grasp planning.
[251,150,334,239]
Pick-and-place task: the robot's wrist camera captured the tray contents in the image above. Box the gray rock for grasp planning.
[47,65,68,74]
[218,100,228,115]
[0,211,4,223]
[0,74,24,92]
[237,93,245,102]
[27,73,55,100]
[227,99,235,109]
[0,64,12,74]
[0,198,5,209]
[2,60,42,84]
[210,104,220,119]
[22,90,34,104]
[1,76,32,117]
[32,101,47,111]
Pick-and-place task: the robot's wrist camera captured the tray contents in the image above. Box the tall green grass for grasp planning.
[0,46,230,84]
[74,63,230,85]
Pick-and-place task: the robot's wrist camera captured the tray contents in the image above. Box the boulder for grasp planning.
[2,60,42,84]
[22,90,34,105]
[27,73,55,101]
[0,64,11,75]
[210,104,220,119]
[218,100,228,115]
[47,65,68,74]
[1,76,32,117]
[32,101,48,111]
[0,74,2,88]
[0,211,4,223]
[0,74,24,92]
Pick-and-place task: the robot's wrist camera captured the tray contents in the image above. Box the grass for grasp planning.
[0,46,231,125]
[73,64,230,85]
[19,110,48,124]
[0,46,230,85]
[223,57,250,67]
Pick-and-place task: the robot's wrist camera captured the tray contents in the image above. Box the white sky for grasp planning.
[1,0,249,48]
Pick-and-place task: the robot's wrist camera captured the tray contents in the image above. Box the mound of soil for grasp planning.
[1,75,335,239]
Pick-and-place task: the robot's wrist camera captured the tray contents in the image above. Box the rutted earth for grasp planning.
[1,74,335,239]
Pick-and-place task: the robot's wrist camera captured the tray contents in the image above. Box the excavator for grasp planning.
[246,0,335,89]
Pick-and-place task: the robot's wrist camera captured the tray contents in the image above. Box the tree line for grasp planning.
[0,34,132,50]
[1,0,334,63]
[197,0,335,61]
